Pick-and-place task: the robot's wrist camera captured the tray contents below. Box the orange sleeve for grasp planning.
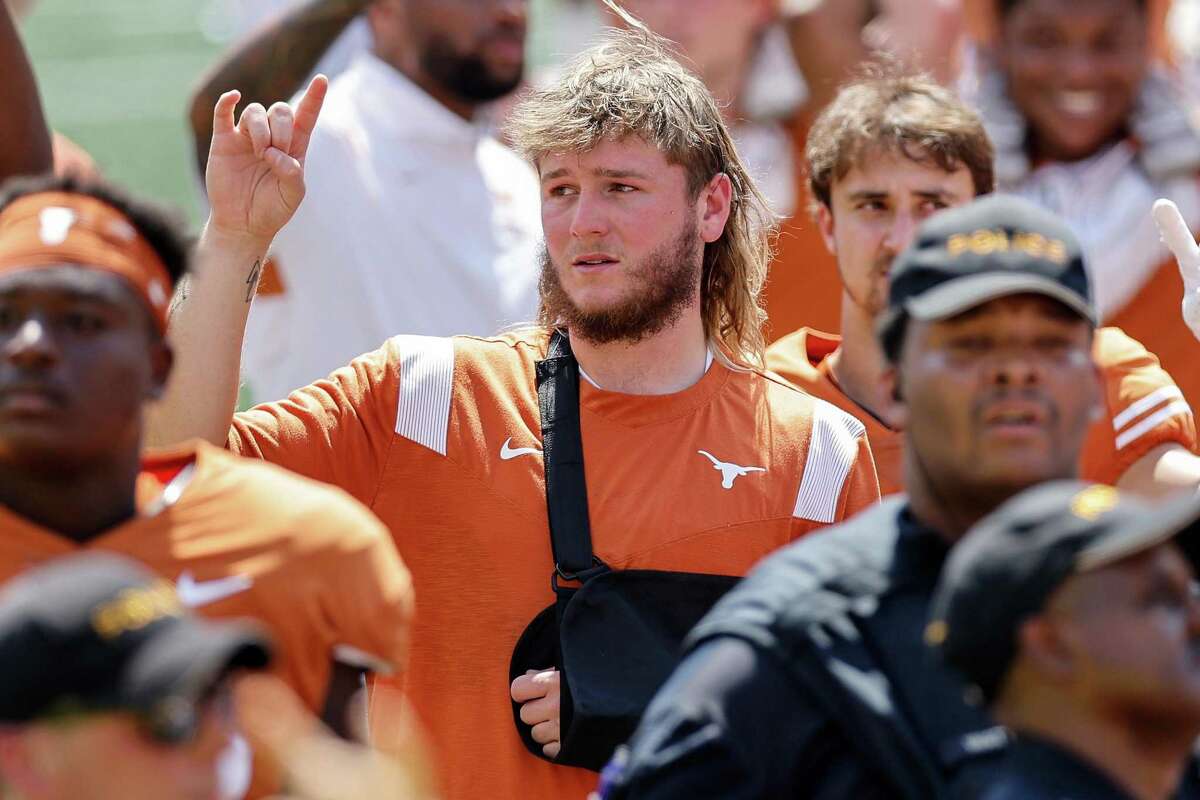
[228,341,399,506]
[304,497,414,674]
[1080,327,1198,484]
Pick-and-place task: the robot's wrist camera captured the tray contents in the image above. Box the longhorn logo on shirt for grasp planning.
[697,450,766,489]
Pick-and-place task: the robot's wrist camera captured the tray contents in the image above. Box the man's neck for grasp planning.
[1006,703,1194,800]
[829,293,894,425]
[569,310,709,395]
[371,46,476,121]
[904,453,1026,546]
[0,450,142,543]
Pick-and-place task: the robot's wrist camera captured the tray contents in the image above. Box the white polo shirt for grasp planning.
[243,52,541,402]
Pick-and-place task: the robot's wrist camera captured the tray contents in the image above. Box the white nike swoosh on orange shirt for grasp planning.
[176,571,254,608]
[500,437,542,460]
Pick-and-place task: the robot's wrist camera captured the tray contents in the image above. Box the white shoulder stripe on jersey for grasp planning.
[1115,400,1193,451]
[393,335,454,456]
[793,399,867,523]
[1112,385,1186,432]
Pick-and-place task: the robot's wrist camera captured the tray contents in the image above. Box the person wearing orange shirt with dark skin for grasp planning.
[767,72,1200,498]
[0,174,413,798]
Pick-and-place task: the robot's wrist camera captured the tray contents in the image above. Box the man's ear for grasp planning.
[882,364,908,428]
[816,203,837,256]
[1016,616,1076,684]
[1088,361,1105,422]
[698,173,734,244]
[147,339,174,402]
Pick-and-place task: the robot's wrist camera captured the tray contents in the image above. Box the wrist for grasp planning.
[200,220,273,259]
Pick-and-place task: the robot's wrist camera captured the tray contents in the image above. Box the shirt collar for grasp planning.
[889,506,953,590]
[1006,735,1137,799]
[348,52,487,145]
[577,349,714,390]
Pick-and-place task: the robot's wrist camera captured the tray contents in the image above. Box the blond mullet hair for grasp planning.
[505,3,774,369]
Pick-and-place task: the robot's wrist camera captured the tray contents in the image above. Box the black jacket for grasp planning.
[977,736,1135,800]
[604,499,1011,798]
[603,498,1200,799]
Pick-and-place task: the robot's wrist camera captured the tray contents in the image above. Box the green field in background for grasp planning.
[22,0,221,228]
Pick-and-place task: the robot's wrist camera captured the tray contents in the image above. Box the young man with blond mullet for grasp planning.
[147,12,880,799]
[766,73,1200,497]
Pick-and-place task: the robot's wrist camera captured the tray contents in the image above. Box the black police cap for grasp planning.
[926,481,1200,704]
[878,194,1097,359]
[0,553,270,741]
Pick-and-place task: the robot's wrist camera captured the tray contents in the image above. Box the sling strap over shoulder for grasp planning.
[535,330,606,582]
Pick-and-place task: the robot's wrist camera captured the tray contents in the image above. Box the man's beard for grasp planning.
[539,218,703,345]
[420,33,523,103]
[843,254,892,318]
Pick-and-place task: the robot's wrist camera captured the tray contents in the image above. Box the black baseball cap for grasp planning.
[0,553,271,741]
[926,481,1200,703]
[878,194,1097,360]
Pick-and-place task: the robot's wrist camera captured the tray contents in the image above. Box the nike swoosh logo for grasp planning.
[176,571,254,608]
[500,437,542,460]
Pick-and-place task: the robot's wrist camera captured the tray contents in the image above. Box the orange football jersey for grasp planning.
[0,441,411,705]
[227,329,880,800]
[767,326,1197,494]
[0,441,412,797]
[760,117,844,342]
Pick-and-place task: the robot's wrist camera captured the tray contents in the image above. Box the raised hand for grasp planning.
[1152,198,1200,341]
[205,75,328,247]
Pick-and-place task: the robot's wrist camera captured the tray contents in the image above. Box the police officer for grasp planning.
[602,194,1121,798]
[928,481,1200,800]
[0,553,272,800]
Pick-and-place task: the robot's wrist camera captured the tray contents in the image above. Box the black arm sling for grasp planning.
[509,331,740,771]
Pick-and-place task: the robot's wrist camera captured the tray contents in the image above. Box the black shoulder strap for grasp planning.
[535,330,600,579]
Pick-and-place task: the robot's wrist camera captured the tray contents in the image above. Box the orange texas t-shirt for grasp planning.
[0,440,413,797]
[767,326,1197,496]
[227,329,881,800]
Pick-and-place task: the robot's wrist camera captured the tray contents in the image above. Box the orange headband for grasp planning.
[0,192,173,333]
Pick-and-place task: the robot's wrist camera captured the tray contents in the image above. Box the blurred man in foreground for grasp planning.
[0,553,271,800]
[930,481,1200,799]
[0,172,412,797]
[767,73,1200,497]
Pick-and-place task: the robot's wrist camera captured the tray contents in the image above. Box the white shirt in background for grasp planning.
[243,52,542,402]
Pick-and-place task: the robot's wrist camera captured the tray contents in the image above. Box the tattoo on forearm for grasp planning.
[245,259,262,303]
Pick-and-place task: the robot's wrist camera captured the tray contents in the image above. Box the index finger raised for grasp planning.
[290,74,329,161]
